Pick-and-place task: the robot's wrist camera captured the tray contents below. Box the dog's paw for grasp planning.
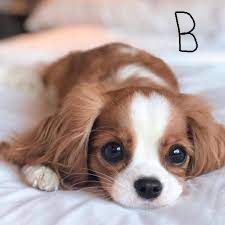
[22,165,60,192]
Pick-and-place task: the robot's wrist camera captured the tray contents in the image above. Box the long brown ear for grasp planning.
[5,84,106,188]
[180,94,225,177]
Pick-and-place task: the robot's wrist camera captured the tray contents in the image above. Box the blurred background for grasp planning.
[0,0,224,62]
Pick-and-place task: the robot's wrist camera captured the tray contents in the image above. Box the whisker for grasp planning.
[88,169,114,182]
[61,171,114,184]
[69,180,112,189]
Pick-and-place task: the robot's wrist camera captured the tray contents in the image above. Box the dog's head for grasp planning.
[11,83,225,209]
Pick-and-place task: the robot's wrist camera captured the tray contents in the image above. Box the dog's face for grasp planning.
[88,88,192,208]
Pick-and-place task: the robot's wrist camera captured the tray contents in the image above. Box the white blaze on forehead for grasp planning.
[116,64,169,88]
[111,92,183,208]
[130,92,171,163]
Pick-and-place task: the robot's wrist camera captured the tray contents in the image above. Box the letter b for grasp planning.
[175,11,198,52]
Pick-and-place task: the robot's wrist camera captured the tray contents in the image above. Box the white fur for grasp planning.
[22,165,60,191]
[119,46,139,56]
[116,63,168,88]
[111,93,182,208]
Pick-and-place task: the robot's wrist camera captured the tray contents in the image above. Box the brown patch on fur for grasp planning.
[42,43,178,100]
[179,94,225,176]
[0,142,10,158]
[0,141,10,149]
[159,93,225,180]
[159,103,192,178]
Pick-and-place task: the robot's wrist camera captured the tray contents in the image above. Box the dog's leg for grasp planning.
[22,165,60,191]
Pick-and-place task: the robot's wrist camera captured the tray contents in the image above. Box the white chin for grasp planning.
[111,189,183,209]
[112,197,180,209]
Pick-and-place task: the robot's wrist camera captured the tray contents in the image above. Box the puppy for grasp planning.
[4,43,225,208]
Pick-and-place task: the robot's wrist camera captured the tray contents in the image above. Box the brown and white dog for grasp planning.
[4,43,225,208]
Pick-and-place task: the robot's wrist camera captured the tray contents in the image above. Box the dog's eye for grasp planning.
[101,142,124,164]
[166,144,187,166]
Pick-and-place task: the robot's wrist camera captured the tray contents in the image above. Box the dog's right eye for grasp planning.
[101,142,124,164]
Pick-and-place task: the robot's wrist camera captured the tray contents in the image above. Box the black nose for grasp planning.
[134,177,162,200]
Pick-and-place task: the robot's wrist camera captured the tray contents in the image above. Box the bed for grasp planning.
[0,25,225,225]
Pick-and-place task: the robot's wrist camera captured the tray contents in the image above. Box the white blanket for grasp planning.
[0,26,225,225]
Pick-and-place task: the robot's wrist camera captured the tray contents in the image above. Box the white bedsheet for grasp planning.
[0,26,225,225]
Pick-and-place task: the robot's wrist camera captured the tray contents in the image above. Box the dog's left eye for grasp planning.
[166,144,187,166]
[101,142,124,164]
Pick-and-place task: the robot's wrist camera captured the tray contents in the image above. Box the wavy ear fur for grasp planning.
[5,84,106,187]
[180,94,225,176]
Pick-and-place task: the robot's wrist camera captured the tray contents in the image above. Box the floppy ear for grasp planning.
[5,84,106,188]
[180,94,225,177]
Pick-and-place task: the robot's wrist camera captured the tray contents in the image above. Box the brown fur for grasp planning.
[3,43,225,192]
[179,94,225,176]
[42,43,178,100]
